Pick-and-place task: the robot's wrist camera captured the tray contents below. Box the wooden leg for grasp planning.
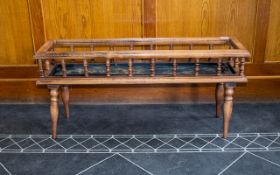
[223,84,235,139]
[61,86,70,119]
[215,83,224,118]
[49,86,59,139]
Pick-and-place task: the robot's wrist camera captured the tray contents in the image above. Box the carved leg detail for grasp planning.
[215,83,224,118]
[223,85,235,139]
[61,86,70,119]
[49,86,59,139]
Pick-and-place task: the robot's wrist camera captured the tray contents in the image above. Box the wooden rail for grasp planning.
[35,37,250,81]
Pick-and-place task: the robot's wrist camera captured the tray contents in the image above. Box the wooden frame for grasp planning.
[34,37,250,139]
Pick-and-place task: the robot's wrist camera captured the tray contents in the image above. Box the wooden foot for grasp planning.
[223,84,235,139]
[61,86,70,119]
[215,83,224,118]
[49,86,59,139]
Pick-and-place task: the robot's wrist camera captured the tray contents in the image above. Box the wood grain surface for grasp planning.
[0,0,33,64]
[41,0,142,39]
[156,0,258,62]
[265,0,280,62]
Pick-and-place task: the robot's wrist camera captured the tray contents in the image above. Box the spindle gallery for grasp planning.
[34,37,250,139]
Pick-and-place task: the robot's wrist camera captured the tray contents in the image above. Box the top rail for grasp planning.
[35,49,250,59]
[34,37,251,59]
[53,37,230,46]
[35,37,234,52]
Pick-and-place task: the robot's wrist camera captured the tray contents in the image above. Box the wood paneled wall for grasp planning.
[0,0,280,103]
[265,0,280,62]
[156,0,258,61]
[0,0,279,65]
[42,0,142,39]
[0,0,34,64]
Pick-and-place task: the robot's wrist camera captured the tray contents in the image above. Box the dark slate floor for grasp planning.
[0,103,280,175]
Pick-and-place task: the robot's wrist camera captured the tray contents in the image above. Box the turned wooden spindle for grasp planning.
[189,44,193,50]
[150,44,154,50]
[109,45,115,63]
[83,59,89,77]
[169,44,174,50]
[128,44,133,77]
[217,58,222,76]
[106,58,111,77]
[149,44,155,77]
[195,58,200,76]
[128,58,133,77]
[189,44,193,62]
[45,60,50,71]
[234,58,240,73]
[172,59,177,76]
[70,45,74,52]
[129,44,134,50]
[208,44,213,62]
[234,58,239,68]
[109,45,114,51]
[90,45,94,51]
[240,58,245,76]
[38,59,44,77]
[44,60,50,77]
[150,58,155,77]
[228,45,234,67]
[169,44,176,76]
[61,59,67,77]
[229,58,234,67]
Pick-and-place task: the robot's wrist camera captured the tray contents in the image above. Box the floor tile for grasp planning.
[78,154,151,175]
[123,152,243,175]
[222,153,280,175]
[252,151,280,165]
[0,163,11,175]
[0,153,112,175]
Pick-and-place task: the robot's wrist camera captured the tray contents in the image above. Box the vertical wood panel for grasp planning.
[252,0,271,63]
[42,0,143,39]
[156,0,258,60]
[28,0,46,51]
[0,0,34,64]
[42,0,92,39]
[143,0,156,37]
[265,0,280,62]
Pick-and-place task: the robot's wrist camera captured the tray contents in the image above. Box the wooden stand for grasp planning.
[35,37,249,139]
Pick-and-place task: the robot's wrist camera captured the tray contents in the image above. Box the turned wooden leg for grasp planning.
[49,86,59,139]
[61,86,70,119]
[215,83,224,118]
[223,84,235,139]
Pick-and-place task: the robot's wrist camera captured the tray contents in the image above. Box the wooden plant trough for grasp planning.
[34,37,250,139]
